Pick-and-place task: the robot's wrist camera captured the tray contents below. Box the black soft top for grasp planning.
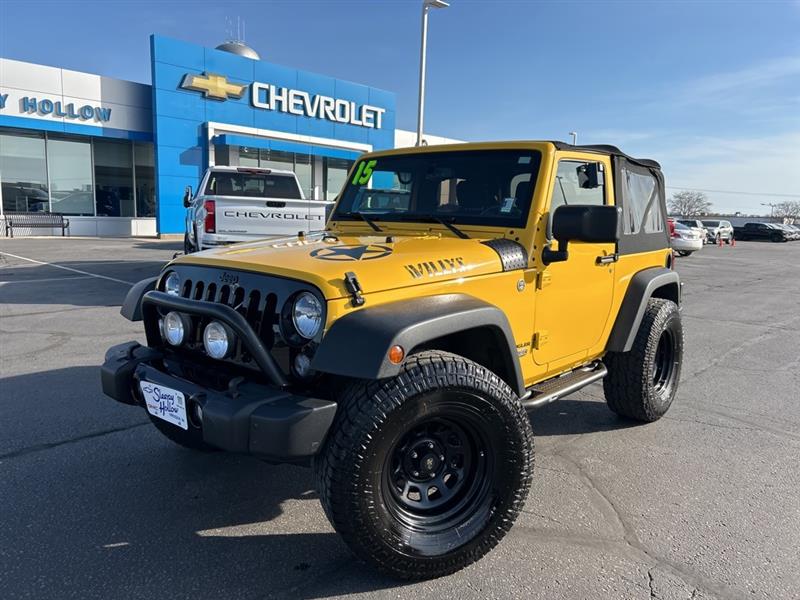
[551,141,661,170]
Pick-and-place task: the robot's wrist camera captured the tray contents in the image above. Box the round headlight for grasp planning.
[203,321,234,359]
[163,311,187,346]
[292,292,323,339]
[164,272,181,296]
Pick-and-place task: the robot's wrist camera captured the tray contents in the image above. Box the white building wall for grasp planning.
[394,129,463,148]
[0,58,152,133]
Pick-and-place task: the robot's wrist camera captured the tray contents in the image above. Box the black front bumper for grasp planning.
[101,341,337,461]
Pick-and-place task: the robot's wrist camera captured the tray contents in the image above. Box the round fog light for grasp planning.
[163,311,187,346]
[203,321,234,359]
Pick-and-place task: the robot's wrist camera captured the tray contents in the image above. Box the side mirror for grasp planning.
[542,205,620,265]
[183,185,193,208]
[577,163,603,189]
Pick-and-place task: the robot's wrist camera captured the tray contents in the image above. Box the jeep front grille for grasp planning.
[179,277,278,349]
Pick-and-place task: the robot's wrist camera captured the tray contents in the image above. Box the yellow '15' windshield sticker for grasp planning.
[351,159,377,185]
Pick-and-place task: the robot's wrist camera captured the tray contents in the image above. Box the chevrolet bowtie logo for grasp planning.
[180,72,247,101]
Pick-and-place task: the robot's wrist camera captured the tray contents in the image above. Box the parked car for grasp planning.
[102,141,684,580]
[677,219,708,243]
[785,224,800,239]
[183,166,334,253]
[700,219,734,244]
[774,224,800,241]
[671,221,704,256]
[733,222,789,242]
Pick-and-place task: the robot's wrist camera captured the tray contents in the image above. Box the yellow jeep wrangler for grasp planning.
[102,141,682,579]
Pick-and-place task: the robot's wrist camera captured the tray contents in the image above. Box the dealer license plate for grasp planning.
[139,381,188,430]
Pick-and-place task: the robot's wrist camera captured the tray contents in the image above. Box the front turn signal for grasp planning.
[388,345,405,365]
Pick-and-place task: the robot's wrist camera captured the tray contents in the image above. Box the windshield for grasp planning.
[204,171,302,199]
[701,220,720,227]
[333,150,542,228]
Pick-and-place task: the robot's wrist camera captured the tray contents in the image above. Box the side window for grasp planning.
[620,168,663,235]
[549,160,605,214]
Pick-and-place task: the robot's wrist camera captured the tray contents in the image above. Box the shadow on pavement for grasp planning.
[1,365,407,600]
[132,240,183,252]
[529,398,639,437]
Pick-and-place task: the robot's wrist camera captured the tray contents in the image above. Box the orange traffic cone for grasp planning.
[718,235,723,247]
[731,237,736,247]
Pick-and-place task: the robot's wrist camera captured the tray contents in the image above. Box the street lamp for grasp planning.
[761,202,776,218]
[416,0,450,146]
[569,131,578,146]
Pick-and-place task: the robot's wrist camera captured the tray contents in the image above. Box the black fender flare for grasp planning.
[120,276,157,321]
[311,294,526,397]
[606,267,681,352]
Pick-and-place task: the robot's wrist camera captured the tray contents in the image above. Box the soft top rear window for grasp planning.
[204,172,302,199]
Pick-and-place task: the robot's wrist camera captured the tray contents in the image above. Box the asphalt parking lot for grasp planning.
[1,237,798,600]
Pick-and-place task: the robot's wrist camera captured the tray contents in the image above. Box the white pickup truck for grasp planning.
[183,166,333,253]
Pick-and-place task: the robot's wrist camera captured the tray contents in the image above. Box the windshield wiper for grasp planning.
[340,211,382,232]
[416,215,470,239]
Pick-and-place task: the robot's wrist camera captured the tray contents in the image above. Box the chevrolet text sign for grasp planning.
[251,83,386,129]
[180,72,386,129]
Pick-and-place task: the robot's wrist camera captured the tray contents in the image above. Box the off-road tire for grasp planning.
[603,298,683,422]
[314,350,534,580]
[148,413,216,451]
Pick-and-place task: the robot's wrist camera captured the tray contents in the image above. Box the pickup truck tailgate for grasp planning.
[215,196,327,237]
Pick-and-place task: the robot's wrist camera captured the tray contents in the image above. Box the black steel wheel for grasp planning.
[384,407,491,531]
[603,298,683,422]
[315,351,534,580]
[652,329,676,394]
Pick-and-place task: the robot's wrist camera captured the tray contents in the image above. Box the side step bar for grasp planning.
[521,361,608,410]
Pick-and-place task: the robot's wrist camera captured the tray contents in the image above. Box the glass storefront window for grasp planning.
[134,142,155,217]
[294,153,313,199]
[259,149,294,172]
[325,157,354,201]
[94,140,134,217]
[239,147,259,167]
[47,136,94,216]
[0,131,49,213]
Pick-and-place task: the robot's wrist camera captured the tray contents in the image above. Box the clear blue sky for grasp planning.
[1,0,799,213]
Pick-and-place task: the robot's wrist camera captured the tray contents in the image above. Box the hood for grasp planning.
[175,232,506,299]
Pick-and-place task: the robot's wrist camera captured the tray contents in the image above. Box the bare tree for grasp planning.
[773,201,800,219]
[668,190,713,216]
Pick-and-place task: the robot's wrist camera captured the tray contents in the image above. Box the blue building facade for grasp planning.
[151,35,396,235]
[0,35,398,237]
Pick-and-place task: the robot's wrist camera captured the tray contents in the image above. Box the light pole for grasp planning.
[416,0,450,146]
[569,131,578,146]
[761,202,776,218]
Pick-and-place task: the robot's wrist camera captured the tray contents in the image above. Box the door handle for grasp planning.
[266,201,286,208]
[596,253,618,265]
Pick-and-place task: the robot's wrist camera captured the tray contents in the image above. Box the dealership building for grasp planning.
[0,35,456,237]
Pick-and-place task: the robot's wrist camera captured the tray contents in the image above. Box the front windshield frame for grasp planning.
[332,149,543,229]
[701,220,720,227]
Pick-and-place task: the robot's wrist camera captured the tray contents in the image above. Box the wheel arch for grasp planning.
[312,294,526,397]
[606,267,681,353]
